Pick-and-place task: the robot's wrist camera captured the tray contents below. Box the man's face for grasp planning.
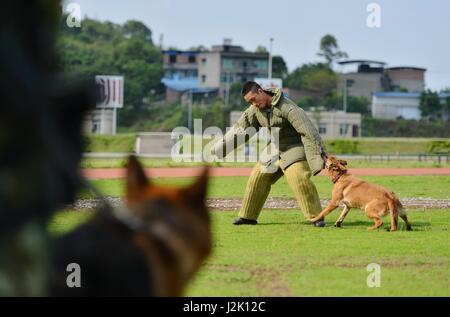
[244,89,269,109]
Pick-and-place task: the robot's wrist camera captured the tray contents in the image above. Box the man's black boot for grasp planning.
[313,218,326,227]
[233,218,258,225]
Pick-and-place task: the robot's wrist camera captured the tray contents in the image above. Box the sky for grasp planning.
[66,0,450,91]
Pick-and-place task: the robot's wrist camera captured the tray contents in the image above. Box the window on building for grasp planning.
[254,60,268,70]
[186,70,197,78]
[352,125,359,137]
[169,54,176,64]
[188,55,196,63]
[319,123,327,135]
[201,75,206,83]
[221,72,234,83]
[201,58,207,65]
[339,124,349,136]
[222,58,234,70]
[163,70,172,79]
[92,120,100,134]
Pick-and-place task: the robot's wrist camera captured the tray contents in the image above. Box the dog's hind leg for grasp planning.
[367,217,383,230]
[397,202,412,231]
[400,214,412,231]
[334,204,351,227]
[389,212,398,232]
[365,202,384,230]
[388,200,398,232]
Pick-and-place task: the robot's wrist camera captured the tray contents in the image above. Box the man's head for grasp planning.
[242,81,272,110]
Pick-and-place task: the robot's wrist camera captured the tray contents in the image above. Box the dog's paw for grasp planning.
[334,222,342,228]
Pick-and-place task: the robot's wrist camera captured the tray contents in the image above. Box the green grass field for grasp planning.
[53,171,450,297]
[80,157,450,169]
[78,175,450,199]
[48,208,449,296]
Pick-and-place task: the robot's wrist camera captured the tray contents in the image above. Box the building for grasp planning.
[161,50,218,103]
[337,60,426,100]
[385,67,426,92]
[83,109,115,134]
[163,50,198,80]
[337,60,388,100]
[229,109,361,138]
[161,40,269,103]
[372,92,450,120]
[197,39,269,98]
[306,110,362,138]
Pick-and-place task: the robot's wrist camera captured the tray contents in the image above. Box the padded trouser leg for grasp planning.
[238,163,283,220]
[282,161,322,219]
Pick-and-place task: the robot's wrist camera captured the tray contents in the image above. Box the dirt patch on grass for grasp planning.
[250,267,292,296]
[204,264,292,296]
[70,197,450,210]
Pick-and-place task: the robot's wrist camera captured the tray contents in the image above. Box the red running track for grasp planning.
[82,167,450,179]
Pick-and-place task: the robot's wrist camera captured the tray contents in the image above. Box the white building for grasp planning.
[230,110,361,138]
[372,92,421,120]
[306,110,362,138]
[83,109,115,134]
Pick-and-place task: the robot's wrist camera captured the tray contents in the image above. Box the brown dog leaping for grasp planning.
[310,155,412,231]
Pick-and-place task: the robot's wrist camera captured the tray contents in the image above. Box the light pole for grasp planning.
[225,72,230,109]
[188,89,193,132]
[343,79,354,112]
[343,80,347,113]
[268,38,274,83]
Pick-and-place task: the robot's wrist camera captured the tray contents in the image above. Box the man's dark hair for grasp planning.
[241,81,262,97]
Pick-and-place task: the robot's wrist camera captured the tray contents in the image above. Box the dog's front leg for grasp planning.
[310,202,339,222]
[334,205,351,227]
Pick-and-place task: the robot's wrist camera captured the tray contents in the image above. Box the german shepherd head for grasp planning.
[50,156,211,296]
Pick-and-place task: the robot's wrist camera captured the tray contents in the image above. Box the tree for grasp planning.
[317,34,348,67]
[57,18,163,127]
[319,92,370,116]
[272,55,288,79]
[123,20,153,43]
[188,45,208,52]
[255,45,267,53]
[419,90,441,120]
[285,63,337,98]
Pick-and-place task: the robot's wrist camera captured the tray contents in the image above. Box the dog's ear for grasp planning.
[339,160,347,166]
[126,155,149,198]
[184,167,209,211]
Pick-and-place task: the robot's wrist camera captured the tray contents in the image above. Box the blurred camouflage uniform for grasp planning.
[0,1,96,295]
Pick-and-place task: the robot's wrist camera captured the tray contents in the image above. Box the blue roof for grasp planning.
[163,50,198,56]
[161,77,198,91]
[373,92,421,98]
[373,92,450,98]
[161,77,218,93]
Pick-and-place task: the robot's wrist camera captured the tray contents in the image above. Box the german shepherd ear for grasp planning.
[184,167,209,207]
[126,155,149,196]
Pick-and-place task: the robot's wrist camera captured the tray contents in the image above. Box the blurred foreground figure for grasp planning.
[0,1,96,295]
[50,156,212,296]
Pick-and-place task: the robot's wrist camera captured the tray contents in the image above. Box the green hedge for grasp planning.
[362,118,450,138]
[83,134,136,152]
[324,140,359,154]
[427,140,450,154]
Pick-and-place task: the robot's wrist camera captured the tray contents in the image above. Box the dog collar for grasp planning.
[111,202,197,280]
[332,172,346,183]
